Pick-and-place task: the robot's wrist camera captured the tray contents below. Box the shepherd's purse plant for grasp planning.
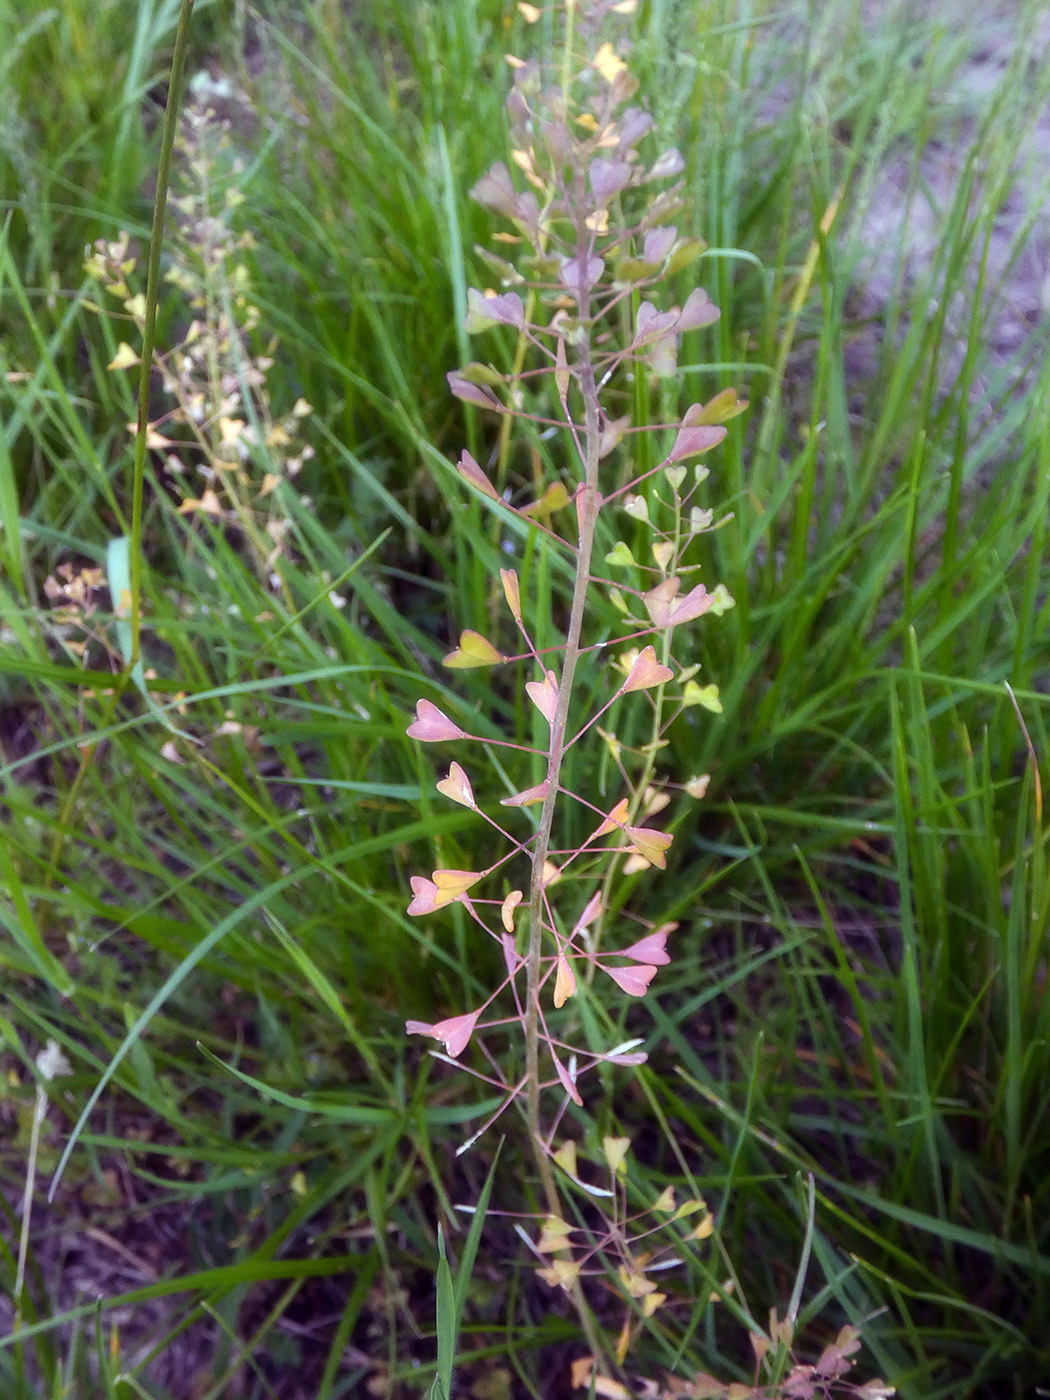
[400,0,751,1348]
[406,0,738,1174]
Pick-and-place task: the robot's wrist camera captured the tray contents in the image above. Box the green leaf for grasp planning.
[106,535,144,692]
[453,1142,501,1320]
[435,1224,456,1400]
[432,1145,501,1400]
[107,535,190,735]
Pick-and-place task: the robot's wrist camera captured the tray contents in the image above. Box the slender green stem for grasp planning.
[128,0,195,666]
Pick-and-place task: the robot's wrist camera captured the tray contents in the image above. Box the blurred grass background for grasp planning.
[1,0,1049,1396]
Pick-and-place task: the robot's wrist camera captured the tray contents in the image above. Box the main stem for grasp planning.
[520,255,610,1371]
[524,267,600,1212]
